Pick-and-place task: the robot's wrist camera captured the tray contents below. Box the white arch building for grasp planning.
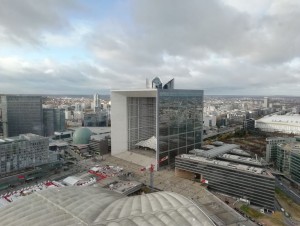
[255,115,300,134]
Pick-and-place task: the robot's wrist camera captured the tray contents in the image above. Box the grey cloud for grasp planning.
[1,0,300,95]
[0,0,83,45]
[0,61,116,94]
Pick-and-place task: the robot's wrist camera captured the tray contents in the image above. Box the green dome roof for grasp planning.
[73,127,92,144]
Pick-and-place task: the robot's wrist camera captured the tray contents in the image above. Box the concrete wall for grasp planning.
[111,92,128,155]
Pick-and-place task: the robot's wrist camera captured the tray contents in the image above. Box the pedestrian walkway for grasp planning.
[102,155,256,226]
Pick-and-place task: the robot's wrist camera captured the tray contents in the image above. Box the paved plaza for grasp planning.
[84,155,256,226]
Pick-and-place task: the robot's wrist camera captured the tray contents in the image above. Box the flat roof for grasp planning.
[230,148,251,156]
[191,144,239,158]
[219,154,263,166]
[0,134,45,143]
[111,89,157,97]
[177,154,274,177]
[69,127,111,134]
[280,142,300,155]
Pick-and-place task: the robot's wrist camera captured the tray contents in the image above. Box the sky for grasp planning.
[1,0,300,95]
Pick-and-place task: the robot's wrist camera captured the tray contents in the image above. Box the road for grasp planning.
[275,178,300,205]
[274,198,295,226]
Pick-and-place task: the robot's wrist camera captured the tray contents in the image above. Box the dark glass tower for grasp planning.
[157,89,203,168]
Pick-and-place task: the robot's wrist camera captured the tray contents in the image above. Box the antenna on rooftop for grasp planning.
[146,78,151,89]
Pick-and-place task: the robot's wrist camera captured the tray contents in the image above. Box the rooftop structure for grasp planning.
[218,153,264,167]
[108,181,143,196]
[255,114,300,134]
[190,143,239,158]
[180,154,269,176]
[72,127,92,144]
[0,186,215,226]
[229,148,251,157]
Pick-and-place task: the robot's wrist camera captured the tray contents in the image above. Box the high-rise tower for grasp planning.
[0,95,43,137]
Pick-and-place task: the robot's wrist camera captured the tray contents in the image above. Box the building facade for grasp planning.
[111,87,203,169]
[0,95,43,137]
[93,93,101,112]
[83,111,108,127]
[175,154,275,210]
[43,108,65,136]
[0,134,49,175]
[266,137,296,163]
[266,137,300,183]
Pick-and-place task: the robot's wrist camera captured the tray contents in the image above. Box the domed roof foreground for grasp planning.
[0,186,215,226]
[73,127,92,144]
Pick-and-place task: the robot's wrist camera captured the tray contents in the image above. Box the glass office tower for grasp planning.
[157,89,203,168]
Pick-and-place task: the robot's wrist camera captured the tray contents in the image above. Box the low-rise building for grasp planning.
[256,114,300,134]
[176,142,275,210]
[0,134,49,175]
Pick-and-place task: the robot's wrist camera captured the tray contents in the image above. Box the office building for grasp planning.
[43,109,65,136]
[266,137,300,183]
[243,118,255,131]
[0,134,49,175]
[0,95,43,137]
[263,97,269,108]
[175,143,274,210]
[74,103,83,112]
[111,78,203,169]
[265,137,295,162]
[203,115,216,127]
[175,154,275,210]
[83,111,108,127]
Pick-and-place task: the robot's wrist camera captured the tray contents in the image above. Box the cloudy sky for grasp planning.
[1,0,300,95]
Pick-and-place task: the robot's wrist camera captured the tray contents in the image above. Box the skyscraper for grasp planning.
[93,93,101,112]
[0,95,43,137]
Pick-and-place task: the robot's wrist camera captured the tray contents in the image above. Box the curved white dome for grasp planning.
[0,186,215,226]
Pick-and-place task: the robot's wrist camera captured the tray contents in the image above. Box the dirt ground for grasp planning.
[276,193,300,221]
[258,212,284,226]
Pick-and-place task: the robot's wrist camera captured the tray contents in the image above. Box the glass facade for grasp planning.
[157,90,203,168]
[127,97,156,150]
[291,153,300,183]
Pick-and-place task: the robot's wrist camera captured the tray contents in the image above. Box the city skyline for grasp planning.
[1,0,300,95]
